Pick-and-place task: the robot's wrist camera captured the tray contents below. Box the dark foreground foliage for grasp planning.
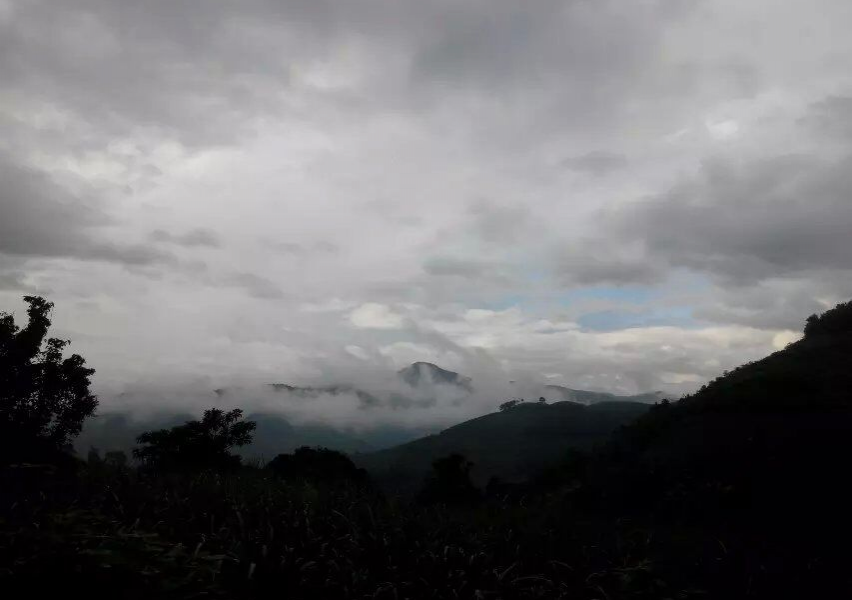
[1,464,730,600]
[267,446,368,486]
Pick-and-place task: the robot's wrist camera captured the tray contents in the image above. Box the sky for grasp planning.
[2,0,852,409]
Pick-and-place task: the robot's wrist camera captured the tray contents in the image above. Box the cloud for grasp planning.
[466,201,534,245]
[0,154,173,267]
[803,95,852,140]
[0,268,31,292]
[223,272,285,300]
[350,303,406,330]
[150,228,222,248]
[2,0,852,418]
[422,257,518,287]
[344,345,370,361]
[692,274,852,331]
[265,240,339,256]
[562,151,629,176]
[608,153,852,283]
[553,250,667,287]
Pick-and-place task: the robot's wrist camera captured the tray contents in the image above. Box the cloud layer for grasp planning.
[2,0,852,414]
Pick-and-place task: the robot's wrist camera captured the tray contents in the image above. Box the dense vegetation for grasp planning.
[357,400,649,492]
[0,296,98,464]
[3,296,852,598]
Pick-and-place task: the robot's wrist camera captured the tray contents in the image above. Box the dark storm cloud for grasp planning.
[150,228,222,248]
[562,152,629,176]
[224,272,286,300]
[422,257,515,285]
[692,282,843,331]
[608,154,852,283]
[553,251,667,287]
[0,155,172,267]
[467,202,533,244]
[0,0,682,153]
[804,95,852,140]
[410,1,659,93]
[0,1,298,146]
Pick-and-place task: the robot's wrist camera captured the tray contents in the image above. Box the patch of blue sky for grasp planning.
[478,294,527,311]
[577,306,697,332]
[560,285,659,306]
[559,271,713,308]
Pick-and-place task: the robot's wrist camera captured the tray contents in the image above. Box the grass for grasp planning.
[2,466,702,599]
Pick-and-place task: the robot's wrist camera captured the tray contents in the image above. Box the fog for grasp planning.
[90,358,598,436]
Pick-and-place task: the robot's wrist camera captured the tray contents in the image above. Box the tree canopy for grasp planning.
[804,300,852,337]
[267,446,367,485]
[0,296,97,463]
[133,408,256,471]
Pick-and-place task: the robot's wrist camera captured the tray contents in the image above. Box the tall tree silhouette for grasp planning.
[134,408,256,471]
[0,296,97,463]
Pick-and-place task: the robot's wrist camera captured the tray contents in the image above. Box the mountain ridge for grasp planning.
[355,399,650,492]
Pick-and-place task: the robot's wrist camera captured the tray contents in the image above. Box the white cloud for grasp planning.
[345,345,370,360]
[349,303,406,330]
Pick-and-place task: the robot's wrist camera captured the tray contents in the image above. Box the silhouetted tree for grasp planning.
[267,446,367,485]
[804,300,852,337]
[134,408,256,471]
[0,296,98,463]
[417,453,480,506]
[499,399,523,411]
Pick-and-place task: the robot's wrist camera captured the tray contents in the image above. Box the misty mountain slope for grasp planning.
[268,384,384,408]
[398,362,473,391]
[613,333,852,464]
[356,400,650,491]
[75,411,422,459]
[75,412,193,457]
[75,363,664,463]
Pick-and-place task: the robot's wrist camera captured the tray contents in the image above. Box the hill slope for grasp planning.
[590,300,852,527]
[357,400,649,491]
[543,385,664,405]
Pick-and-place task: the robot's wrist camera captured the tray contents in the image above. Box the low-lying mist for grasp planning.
[79,360,665,458]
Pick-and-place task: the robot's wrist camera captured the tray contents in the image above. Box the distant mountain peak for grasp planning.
[398,362,473,390]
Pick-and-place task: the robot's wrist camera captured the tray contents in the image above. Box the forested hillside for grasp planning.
[357,400,648,491]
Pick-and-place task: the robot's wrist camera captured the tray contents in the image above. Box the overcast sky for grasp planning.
[2,0,852,401]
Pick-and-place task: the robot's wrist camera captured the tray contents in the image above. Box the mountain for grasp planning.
[76,411,423,459]
[397,362,473,390]
[77,363,660,463]
[75,411,193,457]
[268,383,383,408]
[541,385,665,405]
[355,399,650,492]
[585,300,852,530]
